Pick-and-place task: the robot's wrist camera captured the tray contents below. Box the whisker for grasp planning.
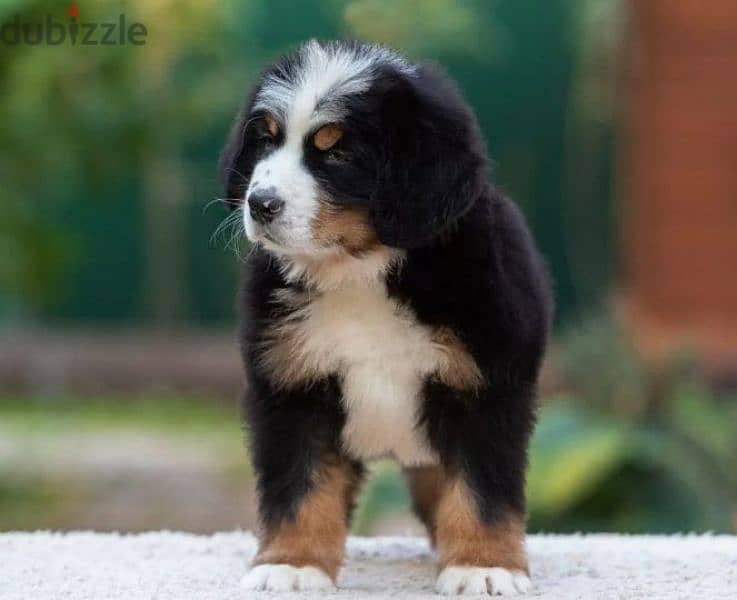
[225,220,256,264]
[210,210,242,246]
[226,166,249,183]
[209,208,258,263]
[241,242,259,263]
[202,197,238,215]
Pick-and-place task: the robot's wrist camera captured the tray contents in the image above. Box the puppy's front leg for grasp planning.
[241,454,363,592]
[434,475,531,596]
[421,376,536,596]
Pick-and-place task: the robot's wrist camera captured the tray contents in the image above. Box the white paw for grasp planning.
[240,563,335,592]
[436,566,532,596]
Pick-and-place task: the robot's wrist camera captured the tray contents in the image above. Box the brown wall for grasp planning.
[623,0,737,369]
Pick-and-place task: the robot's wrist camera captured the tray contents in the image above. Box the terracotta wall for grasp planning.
[623,0,737,370]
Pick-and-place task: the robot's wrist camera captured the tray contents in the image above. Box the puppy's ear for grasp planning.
[370,64,487,248]
[218,115,249,210]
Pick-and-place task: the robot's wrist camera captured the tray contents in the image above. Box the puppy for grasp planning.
[220,40,552,595]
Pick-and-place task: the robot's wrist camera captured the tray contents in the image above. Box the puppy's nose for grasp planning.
[248,191,285,224]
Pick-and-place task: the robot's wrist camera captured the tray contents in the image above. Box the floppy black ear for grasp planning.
[218,115,249,210]
[370,63,487,248]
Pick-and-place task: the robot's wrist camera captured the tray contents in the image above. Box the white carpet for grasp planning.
[1,532,736,599]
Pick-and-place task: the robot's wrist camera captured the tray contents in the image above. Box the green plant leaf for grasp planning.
[528,404,631,515]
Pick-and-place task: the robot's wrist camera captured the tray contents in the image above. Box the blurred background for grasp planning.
[1,0,736,535]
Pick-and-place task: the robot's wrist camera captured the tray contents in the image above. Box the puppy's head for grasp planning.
[220,40,486,259]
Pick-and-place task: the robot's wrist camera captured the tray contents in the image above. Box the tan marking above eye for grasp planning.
[313,124,343,151]
[264,115,279,137]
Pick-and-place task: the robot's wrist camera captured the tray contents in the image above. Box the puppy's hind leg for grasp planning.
[404,465,445,546]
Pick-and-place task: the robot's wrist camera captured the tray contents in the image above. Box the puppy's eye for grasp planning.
[264,115,279,138]
[251,114,279,142]
[313,124,343,151]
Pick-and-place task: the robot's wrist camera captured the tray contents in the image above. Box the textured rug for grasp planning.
[1,532,736,599]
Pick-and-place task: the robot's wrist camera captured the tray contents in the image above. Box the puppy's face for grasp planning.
[236,43,389,257]
[220,40,486,258]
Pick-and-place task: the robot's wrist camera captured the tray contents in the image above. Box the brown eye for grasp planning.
[264,115,279,137]
[313,124,343,151]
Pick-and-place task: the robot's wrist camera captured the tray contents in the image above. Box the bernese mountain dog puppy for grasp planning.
[220,40,553,595]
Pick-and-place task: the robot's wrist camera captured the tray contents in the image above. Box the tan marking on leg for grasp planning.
[253,460,362,581]
[435,477,528,573]
[311,203,380,256]
[404,465,445,545]
[431,327,484,391]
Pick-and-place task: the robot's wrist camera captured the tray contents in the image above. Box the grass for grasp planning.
[0,394,242,435]
[0,394,250,531]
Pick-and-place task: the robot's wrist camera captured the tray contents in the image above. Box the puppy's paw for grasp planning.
[240,564,335,592]
[436,566,532,596]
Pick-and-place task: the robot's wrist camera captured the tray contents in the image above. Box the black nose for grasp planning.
[248,191,284,224]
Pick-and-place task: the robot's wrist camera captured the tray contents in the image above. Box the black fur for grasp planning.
[224,41,553,534]
[369,62,487,248]
[390,194,552,521]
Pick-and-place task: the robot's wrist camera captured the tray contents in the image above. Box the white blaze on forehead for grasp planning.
[254,40,412,139]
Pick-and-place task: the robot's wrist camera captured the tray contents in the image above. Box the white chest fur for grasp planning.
[267,281,442,466]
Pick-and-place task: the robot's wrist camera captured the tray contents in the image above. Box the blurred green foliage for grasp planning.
[0,393,240,433]
[0,0,621,326]
[353,461,411,534]
[530,314,737,533]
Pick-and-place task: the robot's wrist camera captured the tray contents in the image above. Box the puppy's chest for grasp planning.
[268,284,442,465]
